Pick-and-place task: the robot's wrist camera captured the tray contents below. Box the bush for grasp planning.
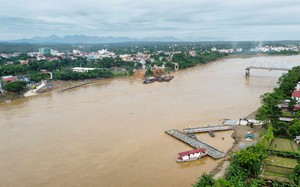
[3,81,27,93]
[193,173,215,187]
[213,178,234,187]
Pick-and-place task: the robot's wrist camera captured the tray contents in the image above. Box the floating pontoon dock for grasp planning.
[165,129,226,159]
[183,125,234,134]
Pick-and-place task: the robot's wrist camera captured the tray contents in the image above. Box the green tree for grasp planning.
[145,68,153,77]
[193,173,215,187]
[292,164,300,185]
[3,81,27,93]
[289,119,300,136]
[289,98,297,111]
[213,178,234,187]
[233,149,261,177]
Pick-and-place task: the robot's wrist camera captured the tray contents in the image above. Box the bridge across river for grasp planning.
[245,61,292,77]
[165,129,226,159]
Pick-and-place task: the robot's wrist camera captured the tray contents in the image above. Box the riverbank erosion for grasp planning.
[1,55,300,187]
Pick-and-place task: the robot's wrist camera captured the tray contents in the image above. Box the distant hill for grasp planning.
[2,35,227,44]
[5,35,135,44]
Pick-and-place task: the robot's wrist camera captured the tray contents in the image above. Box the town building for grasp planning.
[38,48,52,54]
[72,67,96,72]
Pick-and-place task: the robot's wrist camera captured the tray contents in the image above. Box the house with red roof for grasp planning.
[1,75,17,82]
[292,90,300,102]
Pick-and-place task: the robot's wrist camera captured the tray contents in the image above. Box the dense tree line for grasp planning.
[172,51,228,69]
[267,50,300,56]
[53,69,113,80]
[256,66,300,137]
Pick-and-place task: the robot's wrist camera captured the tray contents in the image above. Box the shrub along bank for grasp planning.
[194,66,300,187]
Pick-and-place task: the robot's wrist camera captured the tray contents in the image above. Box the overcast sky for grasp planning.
[0,0,300,40]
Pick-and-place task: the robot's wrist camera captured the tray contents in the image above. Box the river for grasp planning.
[1,55,300,187]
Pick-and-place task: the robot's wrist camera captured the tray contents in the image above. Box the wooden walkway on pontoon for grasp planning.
[165,129,226,159]
[183,125,234,134]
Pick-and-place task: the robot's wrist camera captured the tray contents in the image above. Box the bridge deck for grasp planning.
[165,129,226,159]
[246,67,290,71]
[183,125,234,134]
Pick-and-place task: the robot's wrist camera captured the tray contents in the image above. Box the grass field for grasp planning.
[262,156,298,181]
[270,138,299,152]
[265,156,298,168]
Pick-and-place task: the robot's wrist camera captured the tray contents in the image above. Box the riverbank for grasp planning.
[211,111,264,179]
[1,55,291,187]
[0,53,282,104]
[1,80,99,103]
[0,92,23,102]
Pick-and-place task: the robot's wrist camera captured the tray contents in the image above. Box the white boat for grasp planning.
[176,148,208,163]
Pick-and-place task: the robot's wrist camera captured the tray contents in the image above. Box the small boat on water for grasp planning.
[176,148,208,163]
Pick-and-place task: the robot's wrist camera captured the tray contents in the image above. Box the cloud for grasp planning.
[0,0,300,40]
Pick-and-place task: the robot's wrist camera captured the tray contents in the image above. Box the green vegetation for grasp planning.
[195,125,274,187]
[265,156,298,168]
[256,66,300,137]
[172,51,227,69]
[145,68,154,77]
[270,138,299,153]
[262,156,298,183]
[268,50,300,56]
[3,81,27,93]
[53,69,114,80]
[196,66,300,186]
[193,173,215,187]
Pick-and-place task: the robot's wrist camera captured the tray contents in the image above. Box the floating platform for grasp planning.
[222,119,264,126]
[183,125,234,134]
[165,129,226,159]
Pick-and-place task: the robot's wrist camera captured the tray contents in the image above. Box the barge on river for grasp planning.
[177,148,208,163]
[143,75,174,84]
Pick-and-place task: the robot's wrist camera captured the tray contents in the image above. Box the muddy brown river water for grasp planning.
[1,56,300,187]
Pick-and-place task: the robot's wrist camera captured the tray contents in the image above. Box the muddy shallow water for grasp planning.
[1,55,300,187]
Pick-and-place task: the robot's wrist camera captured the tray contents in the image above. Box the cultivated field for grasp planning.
[262,156,298,182]
[270,138,299,152]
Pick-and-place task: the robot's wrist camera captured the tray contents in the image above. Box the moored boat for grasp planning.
[176,148,208,163]
[163,75,174,82]
[143,77,158,84]
[143,75,174,84]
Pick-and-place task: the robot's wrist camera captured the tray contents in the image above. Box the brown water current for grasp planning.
[1,55,300,187]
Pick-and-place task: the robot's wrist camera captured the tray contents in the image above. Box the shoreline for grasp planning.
[210,111,262,179]
[0,53,292,187]
[1,53,296,103]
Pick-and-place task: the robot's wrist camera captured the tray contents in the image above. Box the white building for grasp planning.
[296,82,300,90]
[72,67,96,72]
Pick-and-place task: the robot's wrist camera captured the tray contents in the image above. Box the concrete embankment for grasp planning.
[58,82,93,92]
[24,80,47,97]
